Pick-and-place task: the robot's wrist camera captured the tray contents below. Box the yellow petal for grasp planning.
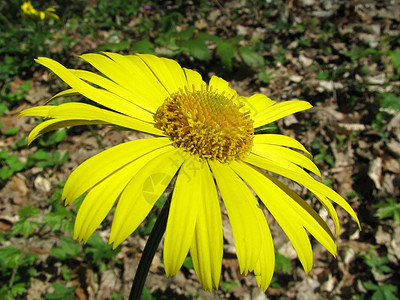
[209,160,262,274]
[183,68,204,92]
[46,12,59,21]
[311,191,340,236]
[109,149,189,247]
[73,156,148,242]
[71,69,156,113]
[190,161,223,291]
[164,157,202,277]
[62,138,172,204]
[208,75,237,99]
[231,161,314,273]
[249,146,313,180]
[252,207,275,291]
[253,100,312,128]
[136,54,188,94]
[46,88,79,104]
[237,94,276,121]
[21,103,163,139]
[232,161,336,256]
[245,153,340,234]
[24,118,103,145]
[35,57,153,121]
[251,144,321,178]
[254,133,312,159]
[79,53,166,108]
[19,106,53,117]
[245,153,361,230]
[263,172,337,256]
[96,52,169,108]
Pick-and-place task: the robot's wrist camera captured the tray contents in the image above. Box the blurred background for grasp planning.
[0,0,399,299]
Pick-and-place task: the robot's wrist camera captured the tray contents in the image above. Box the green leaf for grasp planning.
[363,281,378,291]
[12,219,39,237]
[0,103,8,116]
[85,233,119,271]
[217,41,236,69]
[39,129,67,146]
[317,71,330,80]
[239,46,264,68]
[141,288,156,300]
[375,198,400,225]
[311,139,323,149]
[183,256,194,269]
[60,236,81,257]
[50,248,67,260]
[18,205,39,218]
[175,26,196,40]
[22,252,38,267]
[30,149,52,161]
[0,246,21,270]
[179,38,210,61]
[227,35,244,44]
[131,39,155,54]
[380,285,398,300]
[28,149,68,168]
[0,150,9,159]
[13,135,28,150]
[59,151,69,165]
[369,284,398,300]
[154,194,167,208]
[0,285,14,300]
[18,80,31,92]
[390,50,400,74]
[142,213,156,235]
[275,252,292,273]
[0,167,13,180]
[160,12,184,32]
[97,41,130,52]
[325,155,335,167]
[86,233,116,261]
[197,33,222,44]
[364,254,391,274]
[5,154,26,172]
[45,283,76,299]
[220,280,238,293]
[10,282,27,297]
[50,236,81,259]
[379,93,400,110]
[44,209,74,231]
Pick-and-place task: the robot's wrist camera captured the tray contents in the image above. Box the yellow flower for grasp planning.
[20,1,59,22]
[20,53,360,291]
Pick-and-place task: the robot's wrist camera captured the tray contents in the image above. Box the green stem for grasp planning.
[129,192,172,300]
[87,125,106,150]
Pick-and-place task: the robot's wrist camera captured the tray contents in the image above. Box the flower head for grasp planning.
[21,1,59,22]
[20,53,360,291]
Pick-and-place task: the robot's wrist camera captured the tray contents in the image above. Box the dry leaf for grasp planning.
[368,157,382,189]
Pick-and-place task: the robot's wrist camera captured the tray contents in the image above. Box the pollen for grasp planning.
[154,86,254,163]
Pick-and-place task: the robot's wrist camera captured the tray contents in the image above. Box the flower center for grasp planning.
[154,86,254,163]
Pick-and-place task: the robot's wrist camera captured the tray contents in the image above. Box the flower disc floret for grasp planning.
[154,86,254,163]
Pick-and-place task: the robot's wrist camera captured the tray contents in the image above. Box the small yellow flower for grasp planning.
[20,1,59,22]
[20,53,360,291]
